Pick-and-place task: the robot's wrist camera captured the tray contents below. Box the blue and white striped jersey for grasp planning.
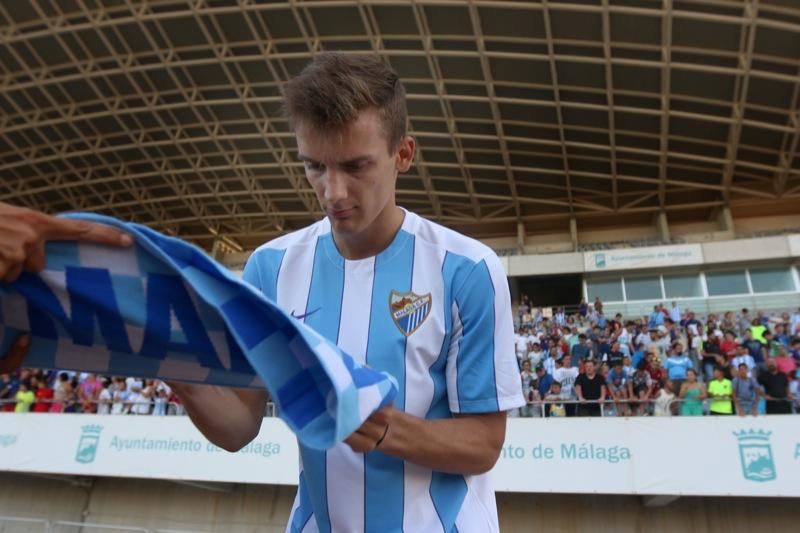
[243,210,524,533]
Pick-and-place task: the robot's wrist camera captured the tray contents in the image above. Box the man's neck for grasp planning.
[332,204,404,260]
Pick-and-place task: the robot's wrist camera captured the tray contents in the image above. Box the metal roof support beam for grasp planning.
[774,109,800,197]
[657,0,673,208]
[359,2,443,220]
[412,3,481,220]
[721,1,760,202]
[542,0,575,215]
[601,0,619,211]
[468,1,522,224]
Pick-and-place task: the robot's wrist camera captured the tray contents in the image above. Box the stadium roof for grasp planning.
[2,0,800,252]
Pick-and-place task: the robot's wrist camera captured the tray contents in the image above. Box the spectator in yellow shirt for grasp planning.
[14,381,35,413]
[707,366,733,415]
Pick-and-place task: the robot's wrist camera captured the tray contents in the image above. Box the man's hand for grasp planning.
[344,406,392,454]
[0,202,133,283]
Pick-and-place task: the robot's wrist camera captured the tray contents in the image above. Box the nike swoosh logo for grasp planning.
[291,307,321,320]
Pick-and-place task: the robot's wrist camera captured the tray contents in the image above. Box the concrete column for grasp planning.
[569,217,578,252]
[656,211,670,243]
[508,276,521,305]
[718,206,735,233]
[210,239,224,260]
[516,221,526,253]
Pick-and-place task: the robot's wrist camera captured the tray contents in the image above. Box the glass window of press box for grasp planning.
[586,267,797,302]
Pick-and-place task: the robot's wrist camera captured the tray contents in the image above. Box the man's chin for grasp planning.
[328,216,362,233]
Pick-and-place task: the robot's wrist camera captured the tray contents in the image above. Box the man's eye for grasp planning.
[305,162,323,172]
[344,161,368,173]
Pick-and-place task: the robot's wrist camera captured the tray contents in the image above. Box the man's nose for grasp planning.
[324,168,348,204]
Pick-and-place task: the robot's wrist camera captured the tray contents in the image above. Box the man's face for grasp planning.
[738,366,748,378]
[737,346,747,357]
[296,108,415,237]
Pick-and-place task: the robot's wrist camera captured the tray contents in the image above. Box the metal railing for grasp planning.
[0,515,213,533]
[516,396,798,418]
[0,398,277,417]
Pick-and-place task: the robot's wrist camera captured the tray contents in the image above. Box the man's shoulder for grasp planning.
[410,211,496,264]
[254,219,329,254]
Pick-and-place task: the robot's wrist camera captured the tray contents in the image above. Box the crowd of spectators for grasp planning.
[514,295,800,417]
[3,299,799,419]
[0,371,183,416]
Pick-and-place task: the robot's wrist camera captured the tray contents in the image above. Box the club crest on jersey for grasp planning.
[390,290,432,337]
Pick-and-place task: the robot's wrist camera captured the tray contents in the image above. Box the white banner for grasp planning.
[0,414,298,485]
[1,415,799,497]
[495,417,800,496]
[584,244,703,272]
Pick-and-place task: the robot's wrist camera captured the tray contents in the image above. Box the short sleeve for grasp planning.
[242,255,262,291]
[446,254,524,414]
[242,248,286,302]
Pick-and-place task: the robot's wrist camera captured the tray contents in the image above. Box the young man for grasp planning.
[519,359,537,418]
[628,361,653,416]
[664,342,693,394]
[528,341,546,368]
[731,345,756,378]
[575,359,607,417]
[175,54,523,532]
[606,361,630,416]
[552,354,579,416]
[758,359,793,415]
[570,334,592,368]
[707,366,733,415]
[732,363,760,417]
[515,327,530,365]
[0,53,523,532]
[536,363,554,402]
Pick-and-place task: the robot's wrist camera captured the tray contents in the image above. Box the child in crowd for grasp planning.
[545,381,567,418]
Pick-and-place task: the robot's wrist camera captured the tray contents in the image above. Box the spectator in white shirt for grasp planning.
[552,355,580,416]
[528,342,545,367]
[96,379,112,415]
[111,378,129,415]
[669,301,682,324]
[515,329,530,365]
[731,345,756,378]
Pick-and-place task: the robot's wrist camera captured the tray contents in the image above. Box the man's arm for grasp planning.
[168,383,268,452]
[732,381,741,412]
[346,253,520,476]
[345,407,505,476]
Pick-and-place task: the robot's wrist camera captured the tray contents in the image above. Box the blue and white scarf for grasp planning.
[0,213,397,449]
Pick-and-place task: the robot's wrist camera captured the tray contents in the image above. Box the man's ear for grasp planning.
[395,136,416,173]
